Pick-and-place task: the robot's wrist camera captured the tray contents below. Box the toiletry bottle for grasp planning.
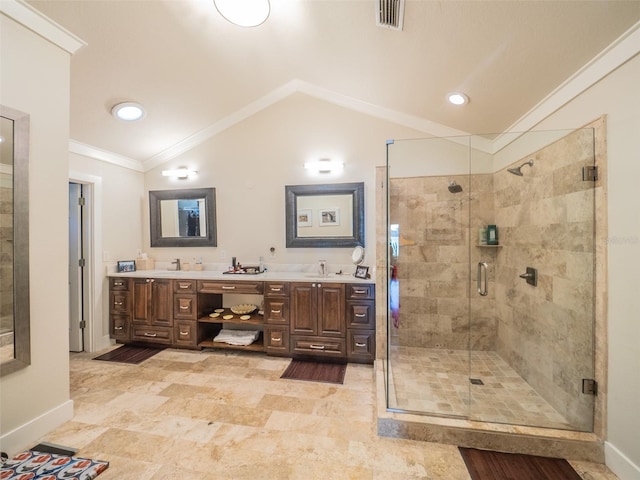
[487,225,498,245]
[479,227,488,245]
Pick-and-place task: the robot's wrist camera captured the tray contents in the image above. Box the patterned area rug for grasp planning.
[1,450,109,479]
[280,359,346,384]
[459,447,581,480]
[93,344,165,364]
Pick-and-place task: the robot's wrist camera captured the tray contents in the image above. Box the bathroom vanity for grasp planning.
[108,271,375,363]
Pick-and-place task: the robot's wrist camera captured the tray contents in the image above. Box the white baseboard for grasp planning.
[0,400,74,456]
[606,441,640,480]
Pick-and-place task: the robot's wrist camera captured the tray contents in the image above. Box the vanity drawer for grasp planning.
[264,282,289,297]
[347,330,375,363]
[346,283,375,299]
[174,294,197,320]
[346,301,375,329]
[131,325,173,345]
[110,315,130,342]
[264,298,288,325]
[174,321,197,347]
[265,326,290,356]
[291,335,346,359]
[110,277,130,291]
[110,291,131,314]
[174,279,196,293]
[197,280,264,295]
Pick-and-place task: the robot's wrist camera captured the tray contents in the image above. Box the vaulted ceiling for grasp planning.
[27,0,640,170]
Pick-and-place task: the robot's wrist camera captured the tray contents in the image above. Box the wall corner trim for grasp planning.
[605,441,640,480]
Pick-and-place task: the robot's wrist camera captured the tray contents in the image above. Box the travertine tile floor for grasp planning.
[388,346,573,429]
[37,347,617,479]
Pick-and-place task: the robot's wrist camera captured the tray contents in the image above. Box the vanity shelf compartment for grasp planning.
[198,312,263,326]
[197,322,264,352]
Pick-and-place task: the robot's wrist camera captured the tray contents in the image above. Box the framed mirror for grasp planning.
[1,105,31,376]
[285,182,364,248]
[149,188,217,247]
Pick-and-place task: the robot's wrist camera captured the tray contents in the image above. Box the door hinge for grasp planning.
[582,166,598,181]
[79,320,86,329]
[78,196,86,206]
[78,258,86,268]
[582,378,598,395]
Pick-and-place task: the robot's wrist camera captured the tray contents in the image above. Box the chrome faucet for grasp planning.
[172,258,181,271]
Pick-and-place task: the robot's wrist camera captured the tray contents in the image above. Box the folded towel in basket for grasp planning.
[213,329,260,346]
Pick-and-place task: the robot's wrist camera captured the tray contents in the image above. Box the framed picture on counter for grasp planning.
[355,265,369,279]
[117,260,136,272]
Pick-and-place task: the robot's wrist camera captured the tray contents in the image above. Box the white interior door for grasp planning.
[69,182,84,352]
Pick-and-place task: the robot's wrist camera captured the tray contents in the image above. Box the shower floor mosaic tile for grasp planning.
[388,346,574,430]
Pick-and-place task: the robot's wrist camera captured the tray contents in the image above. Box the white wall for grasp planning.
[0,14,74,453]
[533,54,640,479]
[144,93,424,273]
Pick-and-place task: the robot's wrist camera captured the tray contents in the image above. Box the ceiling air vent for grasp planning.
[376,0,404,31]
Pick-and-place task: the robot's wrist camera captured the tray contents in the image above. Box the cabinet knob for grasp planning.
[355,313,366,317]
[114,326,123,330]
[143,332,157,337]
[271,309,281,314]
[355,342,366,348]
[271,336,281,342]
[180,305,189,310]
[222,285,235,290]
[114,301,123,306]
[179,331,189,336]
[309,344,325,350]
[270,287,282,292]
[354,289,367,294]
[179,284,190,289]
[114,281,124,286]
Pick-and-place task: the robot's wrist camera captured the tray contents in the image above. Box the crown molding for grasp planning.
[0,0,86,54]
[69,140,144,172]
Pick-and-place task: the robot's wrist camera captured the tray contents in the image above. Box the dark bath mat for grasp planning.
[93,344,165,364]
[459,447,582,480]
[280,359,346,384]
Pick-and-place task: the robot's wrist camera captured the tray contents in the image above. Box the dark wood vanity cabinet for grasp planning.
[109,276,375,363]
[290,282,346,359]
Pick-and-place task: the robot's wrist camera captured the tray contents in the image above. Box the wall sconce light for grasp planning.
[304,158,344,174]
[161,167,198,179]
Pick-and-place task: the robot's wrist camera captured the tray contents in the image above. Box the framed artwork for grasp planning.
[355,265,369,279]
[297,209,312,227]
[319,207,340,226]
[117,260,136,272]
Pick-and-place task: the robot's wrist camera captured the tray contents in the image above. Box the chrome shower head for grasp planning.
[507,159,534,176]
[448,181,463,193]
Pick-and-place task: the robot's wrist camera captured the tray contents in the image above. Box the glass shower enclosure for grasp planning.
[385,128,596,431]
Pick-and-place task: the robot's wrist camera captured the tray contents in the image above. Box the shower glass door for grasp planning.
[386,135,472,417]
[385,128,596,432]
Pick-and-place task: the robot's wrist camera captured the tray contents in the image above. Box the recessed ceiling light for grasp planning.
[447,92,469,105]
[111,102,146,121]
[214,0,270,27]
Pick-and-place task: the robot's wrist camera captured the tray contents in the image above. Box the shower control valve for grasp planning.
[519,267,537,286]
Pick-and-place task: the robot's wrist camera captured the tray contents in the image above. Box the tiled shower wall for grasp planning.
[493,128,595,430]
[389,174,497,351]
[388,127,596,429]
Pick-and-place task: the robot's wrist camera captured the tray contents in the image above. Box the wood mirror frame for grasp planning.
[149,188,217,247]
[1,105,31,376]
[285,182,364,248]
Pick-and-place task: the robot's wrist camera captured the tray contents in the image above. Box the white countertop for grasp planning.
[108,269,375,284]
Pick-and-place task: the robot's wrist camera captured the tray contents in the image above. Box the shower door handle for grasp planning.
[477,262,488,296]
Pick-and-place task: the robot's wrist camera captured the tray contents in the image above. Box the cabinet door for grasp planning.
[317,283,345,337]
[290,283,317,335]
[151,279,173,326]
[132,279,152,324]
